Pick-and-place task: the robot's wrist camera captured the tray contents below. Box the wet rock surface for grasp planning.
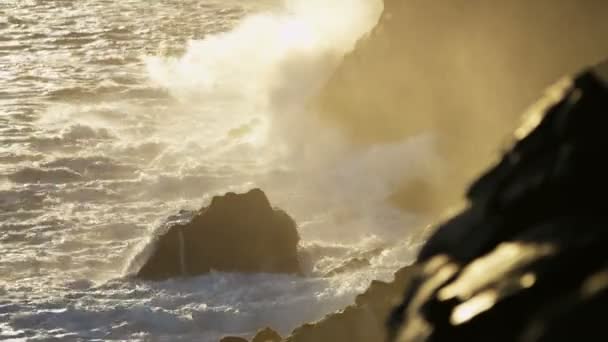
[389,62,608,341]
[136,189,301,280]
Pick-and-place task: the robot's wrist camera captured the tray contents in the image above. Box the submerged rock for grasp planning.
[136,189,301,280]
[220,337,248,342]
[252,327,282,342]
[389,62,608,341]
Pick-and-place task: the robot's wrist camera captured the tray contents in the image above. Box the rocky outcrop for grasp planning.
[136,189,301,280]
[259,61,608,342]
[252,327,282,342]
[281,266,413,342]
[319,0,608,211]
[389,62,608,341]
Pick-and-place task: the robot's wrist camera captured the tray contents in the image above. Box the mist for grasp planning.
[3,0,606,340]
[319,0,608,211]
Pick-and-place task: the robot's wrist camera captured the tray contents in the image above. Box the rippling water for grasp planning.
[0,0,276,286]
[0,0,426,340]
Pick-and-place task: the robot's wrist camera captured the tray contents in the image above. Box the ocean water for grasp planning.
[0,1,433,340]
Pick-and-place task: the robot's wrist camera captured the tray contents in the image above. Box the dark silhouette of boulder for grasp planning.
[136,189,301,280]
[389,61,608,341]
[220,337,248,342]
[252,327,282,342]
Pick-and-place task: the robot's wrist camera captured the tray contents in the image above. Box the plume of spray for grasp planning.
[147,0,382,104]
[144,0,437,242]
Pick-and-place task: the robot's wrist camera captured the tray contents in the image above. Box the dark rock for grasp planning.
[389,62,608,341]
[136,189,301,280]
[282,266,414,342]
[220,337,248,342]
[252,327,282,342]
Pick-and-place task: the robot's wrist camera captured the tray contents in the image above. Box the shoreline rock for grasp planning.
[389,62,608,341]
[218,1,608,339]
[245,59,608,342]
[136,189,301,280]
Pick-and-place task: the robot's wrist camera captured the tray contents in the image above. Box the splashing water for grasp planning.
[0,0,429,340]
[144,0,438,240]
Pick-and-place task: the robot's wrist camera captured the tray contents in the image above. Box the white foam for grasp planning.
[0,1,427,341]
